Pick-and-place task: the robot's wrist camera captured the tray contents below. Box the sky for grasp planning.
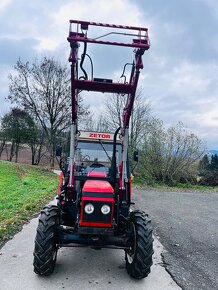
[0,0,218,149]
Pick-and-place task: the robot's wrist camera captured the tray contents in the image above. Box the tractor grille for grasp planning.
[80,196,114,227]
[83,200,112,223]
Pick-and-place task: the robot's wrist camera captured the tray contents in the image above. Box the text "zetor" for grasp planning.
[89,133,111,139]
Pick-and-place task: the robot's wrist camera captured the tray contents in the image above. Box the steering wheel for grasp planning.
[82,155,90,161]
[90,163,105,168]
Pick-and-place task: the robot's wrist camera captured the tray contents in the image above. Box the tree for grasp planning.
[0,128,6,158]
[139,117,166,182]
[97,91,151,169]
[98,91,151,171]
[0,112,6,157]
[139,120,205,184]
[24,119,47,165]
[199,154,210,175]
[199,154,218,186]
[210,154,218,171]
[1,108,33,162]
[102,91,150,149]
[93,114,111,132]
[8,57,89,167]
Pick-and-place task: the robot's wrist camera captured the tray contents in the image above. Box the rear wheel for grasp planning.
[33,205,59,276]
[125,210,153,279]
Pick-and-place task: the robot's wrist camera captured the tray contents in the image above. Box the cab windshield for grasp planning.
[75,141,122,176]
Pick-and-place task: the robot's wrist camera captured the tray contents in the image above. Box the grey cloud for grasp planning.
[0,38,39,65]
[145,0,218,63]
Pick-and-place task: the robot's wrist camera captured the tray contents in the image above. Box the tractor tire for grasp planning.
[33,205,59,276]
[125,210,153,279]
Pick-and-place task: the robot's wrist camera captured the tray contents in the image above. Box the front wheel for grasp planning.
[33,205,59,276]
[125,210,154,279]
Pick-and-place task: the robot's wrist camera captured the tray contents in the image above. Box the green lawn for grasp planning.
[0,160,58,247]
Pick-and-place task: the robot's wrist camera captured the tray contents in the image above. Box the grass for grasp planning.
[133,177,218,193]
[0,160,59,247]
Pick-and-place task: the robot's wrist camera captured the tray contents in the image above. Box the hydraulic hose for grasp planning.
[111,127,121,187]
[79,42,88,80]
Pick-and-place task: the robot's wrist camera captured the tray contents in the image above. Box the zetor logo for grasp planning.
[89,133,111,139]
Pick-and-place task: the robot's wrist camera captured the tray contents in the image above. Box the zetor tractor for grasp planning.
[33,20,153,279]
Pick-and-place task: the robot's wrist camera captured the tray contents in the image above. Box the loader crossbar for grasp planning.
[72,79,134,94]
[68,20,149,49]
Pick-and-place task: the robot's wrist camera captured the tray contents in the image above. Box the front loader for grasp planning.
[33,19,153,279]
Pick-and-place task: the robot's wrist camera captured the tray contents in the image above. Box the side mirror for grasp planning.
[133,150,139,162]
[56,145,62,157]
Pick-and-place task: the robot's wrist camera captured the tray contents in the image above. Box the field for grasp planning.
[0,160,58,247]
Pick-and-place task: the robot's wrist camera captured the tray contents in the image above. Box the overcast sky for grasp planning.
[0,0,218,149]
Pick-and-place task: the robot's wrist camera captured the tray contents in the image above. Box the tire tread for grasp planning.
[33,205,59,276]
[125,210,154,279]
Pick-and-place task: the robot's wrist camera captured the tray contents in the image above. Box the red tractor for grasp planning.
[33,20,153,279]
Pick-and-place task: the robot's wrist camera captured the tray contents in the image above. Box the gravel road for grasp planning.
[0,199,181,290]
[134,188,218,290]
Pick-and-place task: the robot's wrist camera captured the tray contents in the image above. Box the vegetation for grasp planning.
[96,93,205,186]
[1,108,47,165]
[133,175,218,192]
[0,160,58,247]
[138,120,204,185]
[199,154,218,186]
[7,57,90,167]
[1,108,38,163]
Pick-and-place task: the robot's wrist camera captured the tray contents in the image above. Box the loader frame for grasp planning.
[66,20,150,192]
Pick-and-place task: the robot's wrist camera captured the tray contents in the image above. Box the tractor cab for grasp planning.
[74,131,123,229]
[75,131,122,178]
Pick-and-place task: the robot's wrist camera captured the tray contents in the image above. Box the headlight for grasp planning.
[101,204,110,215]
[84,203,94,214]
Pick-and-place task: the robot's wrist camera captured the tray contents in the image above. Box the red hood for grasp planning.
[83,179,114,193]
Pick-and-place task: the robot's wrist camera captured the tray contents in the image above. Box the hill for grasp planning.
[208,150,218,155]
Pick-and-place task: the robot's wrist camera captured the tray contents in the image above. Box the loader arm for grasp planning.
[67,19,150,192]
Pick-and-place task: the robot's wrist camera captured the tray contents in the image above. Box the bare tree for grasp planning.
[8,57,89,167]
[102,94,125,130]
[92,114,110,132]
[78,108,94,131]
[98,91,151,148]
